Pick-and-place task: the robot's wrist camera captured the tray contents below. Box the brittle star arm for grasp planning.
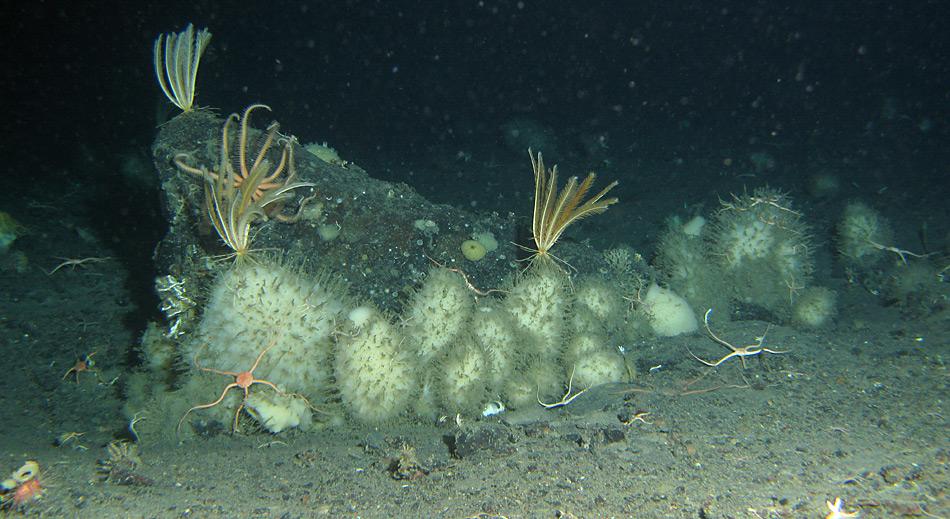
[865,236,927,265]
[538,365,589,409]
[177,382,240,435]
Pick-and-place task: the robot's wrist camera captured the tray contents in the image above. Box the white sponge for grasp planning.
[504,263,569,359]
[438,338,489,414]
[245,392,313,433]
[184,261,346,430]
[792,287,837,329]
[472,302,520,387]
[404,267,472,363]
[564,333,626,387]
[572,350,626,388]
[641,283,698,337]
[574,276,621,325]
[709,188,813,315]
[335,306,415,423]
[837,201,893,267]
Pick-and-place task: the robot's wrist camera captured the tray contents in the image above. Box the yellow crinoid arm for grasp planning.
[556,173,619,232]
[529,149,552,249]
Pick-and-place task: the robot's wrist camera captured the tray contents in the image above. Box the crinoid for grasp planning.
[174,104,315,261]
[153,24,212,113]
[523,149,619,268]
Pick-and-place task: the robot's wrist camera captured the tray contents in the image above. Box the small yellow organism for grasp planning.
[305,141,345,165]
[461,240,487,261]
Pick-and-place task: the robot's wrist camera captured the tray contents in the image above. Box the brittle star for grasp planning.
[424,254,507,298]
[538,365,589,409]
[622,411,653,426]
[865,236,926,265]
[47,256,112,275]
[689,309,788,368]
[176,338,320,437]
[177,339,286,436]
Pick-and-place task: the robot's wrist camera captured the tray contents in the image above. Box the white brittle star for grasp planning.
[47,256,112,275]
[689,309,788,368]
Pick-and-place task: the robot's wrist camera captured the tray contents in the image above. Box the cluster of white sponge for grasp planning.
[176,257,649,432]
[654,189,821,321]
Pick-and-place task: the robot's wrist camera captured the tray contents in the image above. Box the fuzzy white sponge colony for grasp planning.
[502,263,573,403]
[709,188,813,316]
[185,262,346,432]
[654,217,730,317]
[505,262,570,359]
[335,306,416,423]
[178,259,643,430]
[438,337,489,413]
[564,333,626,388]
[472,301,521,388]
[404,267,472,363]
[568,277,628,387]
[792,287,837,329]
[837,201,893,268]
[573,276,622,326]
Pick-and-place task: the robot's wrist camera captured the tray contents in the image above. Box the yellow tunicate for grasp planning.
[461,240,487,261]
